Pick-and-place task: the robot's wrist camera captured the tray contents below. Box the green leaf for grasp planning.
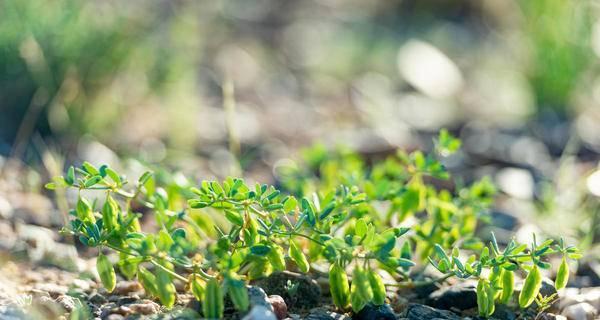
[188,199,209,208]
[436,129,461,156]
[66,166,75,185]
[156,267,176,308]
[84,175,103,188]
[250,245,271,256]
[283,196,297,212]
[96,253,116,292]
[355,218,368,238]
[157,229,174,251]
[138,267,158,297]
[224,210,244,226]
[82,162,99,175]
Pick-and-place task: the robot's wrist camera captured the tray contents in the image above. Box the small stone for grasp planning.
[0,196,13,219]
[354,303,395,320]
[116,296,139,306]
[252,271,321,310]
[31,295,66,318]
[55,295,76,312]
[88,293,107,305]
[248,286,274,311]
[575,260,600,287]
[579,287,600,309]
[113,281,143,295]
[305,307,348,320]
[127,300,161,315]
[561,302,597,320]
[115,305,132,316]
[268,295,287,320]
[70,279,91,292]
[540,277,558,297]
[403,303,460,320]
[426,280,477,310]
[99,303,118,318]
[33,283,68,298]
[242,305,277,320]
[105,315,125,320]
[491,303,517,320]
[537,313,567,320]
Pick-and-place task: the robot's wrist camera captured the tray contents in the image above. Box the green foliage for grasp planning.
[49,131,579,317]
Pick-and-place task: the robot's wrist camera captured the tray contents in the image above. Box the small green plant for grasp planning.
[429,233,580,317]
[46,131,580,318]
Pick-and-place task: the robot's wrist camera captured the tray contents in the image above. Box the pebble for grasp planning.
[354,303,395,320]
[402,303,460,320]
[252,271,321,309]
[426,280,477,310]
[538,313,567,320]
[70,278,93,292]
[127,300,161,314]
[88,293,108,305]
[9,192,57,226]
[305,307,348,320]
[242,305,277,320]
[561,302,597,320]
[560,287,600,310]
[575,260,600,287]
[32,283,68,298]
[113,280,143,295]
[116,296,139,306]
[268,295,287,320]
[55,295,76,311]
[249,286,275,312]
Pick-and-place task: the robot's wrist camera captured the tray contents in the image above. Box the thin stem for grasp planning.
[150,260,189,283]
[387,273,453,289]
[271,230,325,246]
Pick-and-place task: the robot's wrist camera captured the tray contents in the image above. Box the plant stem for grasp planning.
[150,260,189,283]
[386,273,453,289]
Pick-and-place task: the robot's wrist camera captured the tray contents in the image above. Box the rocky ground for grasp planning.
[1,202,599,320]
[1,124,600,320]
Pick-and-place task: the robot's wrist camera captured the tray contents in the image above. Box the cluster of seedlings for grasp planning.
[46,131,580,318]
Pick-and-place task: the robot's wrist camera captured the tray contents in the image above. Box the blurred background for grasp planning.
[1,0,600,273]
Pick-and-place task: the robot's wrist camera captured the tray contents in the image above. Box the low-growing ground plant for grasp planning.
[46,131,581,318]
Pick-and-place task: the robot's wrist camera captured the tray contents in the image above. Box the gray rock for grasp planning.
[0,304,27,320]
[9,193,57,226]
[127,300,161,314]
[249,286,275,312]
[242,305,277,320]
[575,260,600,287]
[426,281,477,310]
[55,295,76,312]
[491,303,517,320]
[88,292,108,305]
[32,282,68,298]
[403,303,460,320]
[354,303,395,320]
[0,196,13,219]
[561,302,597,320]
[252,271,321,310]
[0,221,15,250]
[305,307,348,320]
[116,296,139,306]
[537,313,567,320]
[540,277,558,297]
